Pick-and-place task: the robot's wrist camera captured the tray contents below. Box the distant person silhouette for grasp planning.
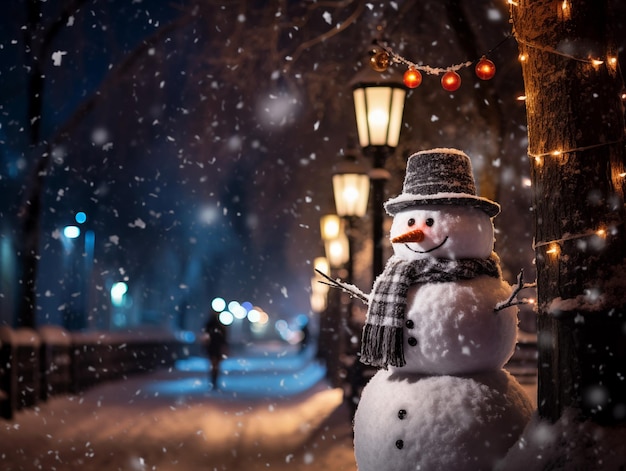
[204,312,228,390]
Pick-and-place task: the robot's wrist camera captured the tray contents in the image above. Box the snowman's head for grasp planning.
[390,205,494,260]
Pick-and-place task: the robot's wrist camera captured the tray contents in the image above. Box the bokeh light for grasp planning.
[211,297,226,312]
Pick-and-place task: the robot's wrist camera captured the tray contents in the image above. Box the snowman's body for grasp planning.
[354,369,533,471]
[353,193,534,471]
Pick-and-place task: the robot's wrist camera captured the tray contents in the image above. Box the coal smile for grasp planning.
[405,236,449,254]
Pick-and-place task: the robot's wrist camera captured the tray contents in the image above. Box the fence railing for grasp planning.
[0,325,191,420]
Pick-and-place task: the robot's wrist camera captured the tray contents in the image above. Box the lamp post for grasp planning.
[332,142,370,284]
[350,64,407,279]
[319,213,349,387]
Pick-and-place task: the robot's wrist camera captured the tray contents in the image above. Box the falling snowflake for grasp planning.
[51,50,67,66]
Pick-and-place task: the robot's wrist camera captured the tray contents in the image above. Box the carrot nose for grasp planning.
[391,229,425,243]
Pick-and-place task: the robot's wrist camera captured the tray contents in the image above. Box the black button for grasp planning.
[408,337,418,346]
[405,319,414,329]
[396,439,404,449]
[398,409,407,419]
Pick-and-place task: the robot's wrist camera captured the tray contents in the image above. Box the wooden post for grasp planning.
[512,0,626,424]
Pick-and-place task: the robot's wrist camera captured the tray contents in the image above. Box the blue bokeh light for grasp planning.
[75,211,87,224]
[63,225,81,239]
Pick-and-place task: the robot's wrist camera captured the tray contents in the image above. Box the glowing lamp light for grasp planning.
[320,214,342,241]
[325,233,349,268]
[441,71,461,91]
[475,57,496,80]
[314,256,330,277]
[403,67,422,88]
[332,145,370,218]
[351,65,406,148]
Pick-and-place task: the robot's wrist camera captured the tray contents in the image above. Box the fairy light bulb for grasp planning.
[475,57,496,80]
[441,71,461,91]
[546,243,561,258]
[403,67,422,88]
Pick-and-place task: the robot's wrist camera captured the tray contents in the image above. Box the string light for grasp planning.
[534,226,617,251]
[403,67,422,88]
[546,243,561,258]
[515,35,612,66]
[559,0,571,21]
[441,71,462,91]
[370,35,512,92]
[527,138,623,161]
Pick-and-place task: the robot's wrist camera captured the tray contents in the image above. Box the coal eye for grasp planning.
[425,218,434,227]
[408,218,416,227]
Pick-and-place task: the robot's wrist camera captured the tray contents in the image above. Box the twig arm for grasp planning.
[314,269,370,305]
[495,269,537,312]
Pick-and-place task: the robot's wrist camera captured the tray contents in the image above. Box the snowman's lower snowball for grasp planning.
[354,369,534,471]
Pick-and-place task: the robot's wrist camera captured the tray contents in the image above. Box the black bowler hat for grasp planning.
[384,148,501,217]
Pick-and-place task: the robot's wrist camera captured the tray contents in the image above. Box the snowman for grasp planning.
[351,149,534,471]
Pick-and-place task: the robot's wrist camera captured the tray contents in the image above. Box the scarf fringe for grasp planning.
[361,323,405,369]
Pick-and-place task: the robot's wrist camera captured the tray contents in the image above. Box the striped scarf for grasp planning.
[360,254,500,369]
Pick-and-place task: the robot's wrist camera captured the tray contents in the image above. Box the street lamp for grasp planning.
[332,143,370,284]
[320,214,349,269]
[350,64,407,279]
[332,144,370,219]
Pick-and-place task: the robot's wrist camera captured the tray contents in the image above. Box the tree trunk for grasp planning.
[512,0,626,424]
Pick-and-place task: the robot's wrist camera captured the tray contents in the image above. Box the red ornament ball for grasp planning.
[403,68,422,88]
[475,57,496,80]
[441,71,461,91]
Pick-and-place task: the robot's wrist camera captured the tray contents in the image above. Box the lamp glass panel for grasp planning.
[320,214,342,241]
[386,88,407,148]
[314,256,330,276]
[364,87,393,146]
[352,88,369,148]
[333,173,369,217]
[325,234,349,268]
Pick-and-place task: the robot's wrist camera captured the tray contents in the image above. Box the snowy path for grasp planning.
[0,347,358,471]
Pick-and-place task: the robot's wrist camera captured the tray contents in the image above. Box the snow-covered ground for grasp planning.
[1,346,358,470]
[4,340,572,471]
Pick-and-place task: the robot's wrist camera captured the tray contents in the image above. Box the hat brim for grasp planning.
[384,192,501,217]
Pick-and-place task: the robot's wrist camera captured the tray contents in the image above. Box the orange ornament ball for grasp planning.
[441,71,461,91]
[403,68,422,88]
[370,50,390,72]
[475,57,496,80]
